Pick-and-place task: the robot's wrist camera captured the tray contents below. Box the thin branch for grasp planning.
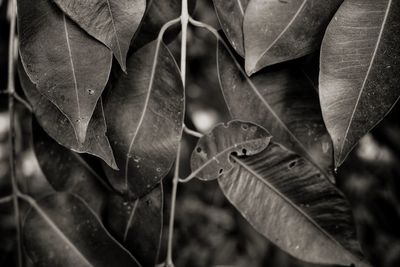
[14,91,33,112]
[0,195,13,204]
[7,0,23,266]
[165,1,188,266]
[183,123,203,138]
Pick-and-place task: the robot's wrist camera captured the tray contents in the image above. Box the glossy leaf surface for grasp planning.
[103,40,184,199]
[243,0,343,75]
[18,63,117,169]
[191,120,271,181]
[106,185,163,266]
[18,0,112,143]
[320,0,400,167]
[213,0,249,57]
[54,0,146,71]
[219,142,369,267]
[32,120,108,214]
[217,44,333,178]
[23,193,141,267]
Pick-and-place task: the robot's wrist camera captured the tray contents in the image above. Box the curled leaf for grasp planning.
[190,120,271,181]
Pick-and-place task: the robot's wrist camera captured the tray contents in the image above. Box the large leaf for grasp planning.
[320,0,400,167]
[218,143,369,266]
[190,120,271,181]
[53,0,145,71]
[32,119,109,214]
[106,185,163,266]
[243,0,343,75]
[213,0,249,57]
[23,193,141,267]
[217,43,333,179]
[18,0,112,144]
[103,40,184,199]
[18,62,117,169]
[131,0,197,50]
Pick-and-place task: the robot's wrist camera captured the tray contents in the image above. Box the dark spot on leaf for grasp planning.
[146,199,151,206]
[241,124,249,130]
[196,147,202,153]
[288,160,297,169]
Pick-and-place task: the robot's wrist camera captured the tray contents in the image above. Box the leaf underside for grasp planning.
[243,0,343,75]
[54,0,146,71]
[23,193,141,267]
[18,0,112,144]
[219,142,369,267]
[106,184,163,266]
[319,0,400,167]
[19,62,117,169]
[103,40,184,199]
[217,43,334,180]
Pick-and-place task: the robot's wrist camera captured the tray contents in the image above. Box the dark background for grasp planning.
[1,1,400,266]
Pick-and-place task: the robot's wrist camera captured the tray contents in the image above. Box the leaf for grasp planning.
[319,0,400,167]
[213,0,249,57]
[17,0,112,144]
[190,120,271,181]
[32,119,109,214]
[243,0,343,75]
[217,43,334,180]
[106,184,163,266]
[131,0,197,50]
[103,39,184,199]
[23,193,141,267]
[18,62,117,169]
[218,142,369,267]
[53,0,146,71]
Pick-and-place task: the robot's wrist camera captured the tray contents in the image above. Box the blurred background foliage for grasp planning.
[1,1,400,266]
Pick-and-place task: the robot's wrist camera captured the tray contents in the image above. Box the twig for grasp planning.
[14,92,33,112]
[7,0,23,266]
[0,195,13,204]
[183,123,203,138]
[165,1,188,266]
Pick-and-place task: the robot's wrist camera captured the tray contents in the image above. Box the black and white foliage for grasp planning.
[3,0,400,266]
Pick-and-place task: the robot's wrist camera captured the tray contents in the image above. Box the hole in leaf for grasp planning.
[241,124,249,130]
[242,148,247,155]
[288,161,297,169]
[219,169,223,174]
[231,151,238,157]
[196,147,202,153]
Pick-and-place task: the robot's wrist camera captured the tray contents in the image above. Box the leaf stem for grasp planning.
[0,195,13,204]
[7,0,23,266]
[183,123,203,138]
[165,1,188,266]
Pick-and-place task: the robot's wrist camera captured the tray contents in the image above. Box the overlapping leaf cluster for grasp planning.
[13,0,400,266]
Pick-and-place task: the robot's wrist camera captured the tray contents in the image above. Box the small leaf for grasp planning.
[243,0,343,75]
[106,185,163,266]
[217,43,333,180]
[18,62,117,169]
[219,142,369,267]
[320,0,400,167]
[18,0,112,143]
[53,0,146,71]
[23,193,141,267]
[32,119,109,214]
[190,120,271,181]
[213,0,249,57]
[103,40,184,199]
